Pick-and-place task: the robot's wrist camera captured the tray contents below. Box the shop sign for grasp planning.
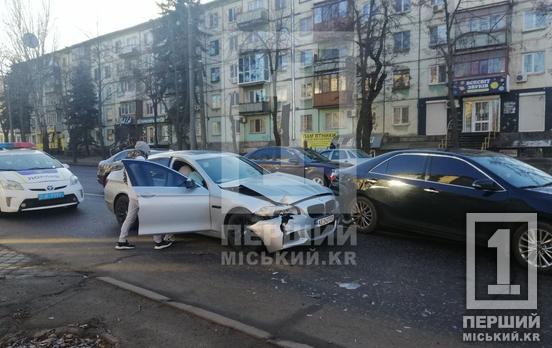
[453,76,508,96]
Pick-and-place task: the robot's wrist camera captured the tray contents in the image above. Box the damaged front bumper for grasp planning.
[248,204,339,253]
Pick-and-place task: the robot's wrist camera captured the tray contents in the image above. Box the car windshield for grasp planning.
[0,152,63,171]
[196,155,264,184]
[472,155,552,189]
[298,148,331,162]
[349,150,371,159]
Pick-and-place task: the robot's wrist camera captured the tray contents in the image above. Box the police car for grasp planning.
[0,143,84,213]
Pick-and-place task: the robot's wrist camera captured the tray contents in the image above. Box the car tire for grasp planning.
[114,195,129,226]
[351,195,378,234]
[67,204,79,210]
[309,174,325,186]
[513,222,552,272]
[224,213,264,252]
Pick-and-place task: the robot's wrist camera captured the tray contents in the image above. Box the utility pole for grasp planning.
[186,3,197,150]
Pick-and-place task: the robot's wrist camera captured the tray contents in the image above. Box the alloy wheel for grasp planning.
[311,177,325,185]
[352,199,373,230]
[518,228,552,269]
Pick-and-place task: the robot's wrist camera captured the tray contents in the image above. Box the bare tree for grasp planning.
[353,0,396,152]
[3,0,56,150]
[420,0,509,148]
[246,9,292,146]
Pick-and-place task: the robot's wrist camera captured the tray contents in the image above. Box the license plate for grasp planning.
[315,215,335,227]
[38,192,65,201]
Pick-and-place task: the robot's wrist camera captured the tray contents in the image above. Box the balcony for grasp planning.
[118,45,140,57]
[313,57,353,73]
[237,8,268,30]
[238,101,270,115]
[313,91,353,108]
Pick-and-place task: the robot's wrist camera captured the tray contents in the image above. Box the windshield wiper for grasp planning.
[23,167,56,170]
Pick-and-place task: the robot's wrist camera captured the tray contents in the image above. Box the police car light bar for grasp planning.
[0,142,36,150]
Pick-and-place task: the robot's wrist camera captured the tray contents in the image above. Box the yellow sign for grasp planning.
[301,132,337,149]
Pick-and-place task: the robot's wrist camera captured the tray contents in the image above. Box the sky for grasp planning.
[0,0,163,50]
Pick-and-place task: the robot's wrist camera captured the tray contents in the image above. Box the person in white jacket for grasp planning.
[115,141,173,251]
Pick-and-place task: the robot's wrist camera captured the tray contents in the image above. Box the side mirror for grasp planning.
[472,179,500,191]
[184,178,197,189]
[63,163,70,169]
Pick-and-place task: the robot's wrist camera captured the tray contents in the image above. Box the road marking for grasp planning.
[97,276,313,348]
[85,193,103,197]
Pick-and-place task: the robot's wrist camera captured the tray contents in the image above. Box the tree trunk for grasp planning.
[153,101,159,146]
[356,98,373,153]
[229,115,238,153]
[42,124,50,153]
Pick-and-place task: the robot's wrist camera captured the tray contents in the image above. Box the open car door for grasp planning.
[122,159,211,235]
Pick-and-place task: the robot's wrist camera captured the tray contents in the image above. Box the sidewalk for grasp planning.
[0,247,270,348]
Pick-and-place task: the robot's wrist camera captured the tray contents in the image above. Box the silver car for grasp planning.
[104,151,338,252]
[319,149,373,165]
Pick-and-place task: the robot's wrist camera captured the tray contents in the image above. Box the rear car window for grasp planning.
[372,154,427,180]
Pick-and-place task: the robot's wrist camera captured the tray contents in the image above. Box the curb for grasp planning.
[97,276,313,348]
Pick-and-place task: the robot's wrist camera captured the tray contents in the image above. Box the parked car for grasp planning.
[245,146,350,186]
[0,144,84,213]
[104,151,338,252]
[332,148,552,271]
[320,148,373,165]
[96,148,163,186]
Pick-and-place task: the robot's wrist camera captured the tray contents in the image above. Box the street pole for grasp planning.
[186,3,197,150]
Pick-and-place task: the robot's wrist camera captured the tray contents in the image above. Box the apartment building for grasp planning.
[11,0,552,155]
[201,0,552,155]
[26,20,171,151]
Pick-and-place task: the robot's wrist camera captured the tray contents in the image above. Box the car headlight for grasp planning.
[255,205,301,218]
[70,175,80,186]
[0,180,24,191]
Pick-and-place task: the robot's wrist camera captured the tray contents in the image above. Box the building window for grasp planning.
[277,52,289,71]
[299,50,313,66]
[393,106,409,125]
[325,111,340,130]
[212,121,221,136]
[211,94,221,109]
[107,129,114,142]
[228,7,239,22]
[393,31,410,52]
[301,114,313,131]
[229,35,238,51]
[276,87,288,102]
[230,64,238,83]
[393,69,410,90]
[523,11,547,31]
[463,98,500,132]
[275,0,286,10]
[394,0,410,13]
[314,73,346,94]
[301,82,313,98]
[313,0,350,25]
[209,40,220,56]
[454,57,505,78]
[208,13,219,28]
[429,64,446,84]
[299,17,312,33]
[230,91,240,105]
[103,65,111,79]
[119,102,136,116]
[429,25,447,46]
[239,53,269,84]
[249,118,265,133]
[248,0,263,11]
[145,101,155,115]
[523,52,545,74]
[211,67,220,83]
[247,89,266,103]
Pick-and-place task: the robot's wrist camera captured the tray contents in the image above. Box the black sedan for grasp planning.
[245,146,350,186]
[332,148,552,271]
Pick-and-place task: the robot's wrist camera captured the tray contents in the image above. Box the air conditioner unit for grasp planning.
[515,73,527,83]
[433,5,444,12]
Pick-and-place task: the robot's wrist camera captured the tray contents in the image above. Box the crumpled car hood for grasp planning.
[220,172,332,204]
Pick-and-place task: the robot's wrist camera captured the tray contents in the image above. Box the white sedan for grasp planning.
[0,148,84,213]
[104,151,338,252]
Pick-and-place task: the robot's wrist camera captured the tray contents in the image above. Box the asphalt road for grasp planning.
[1,165,551,347]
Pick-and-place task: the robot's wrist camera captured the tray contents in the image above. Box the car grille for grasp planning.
[21,194,78,209]
[307,199,337,218]
[29,185,67,192]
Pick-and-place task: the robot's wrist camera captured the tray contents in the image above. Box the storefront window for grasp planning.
[463,98,500,133]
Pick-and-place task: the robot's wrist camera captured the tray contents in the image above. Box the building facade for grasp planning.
[11,0,552,155]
